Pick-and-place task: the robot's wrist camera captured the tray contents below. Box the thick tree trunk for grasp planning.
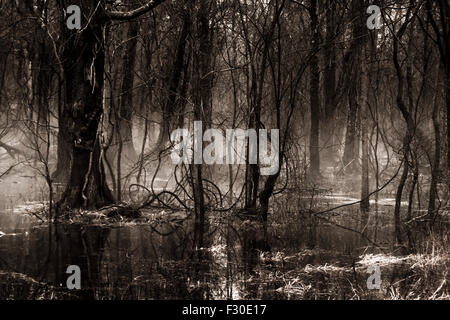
[58,1,113,210]
[62,140,113,209]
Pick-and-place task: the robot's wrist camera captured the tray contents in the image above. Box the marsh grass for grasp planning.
[255,248,449,300]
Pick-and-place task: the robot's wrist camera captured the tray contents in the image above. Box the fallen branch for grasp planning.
[314,159,404,217]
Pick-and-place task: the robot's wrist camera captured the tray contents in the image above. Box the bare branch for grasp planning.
[106,0,166,21]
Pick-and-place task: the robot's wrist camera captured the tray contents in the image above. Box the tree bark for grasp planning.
[155,11,190,153]
[309,0,321,179]
[391,3,416,246]
[191,0,214,251]
[116,19,139,163]
[342,0,364,174]
[428,67,441,219]
[53,78,72,184]
[321,0,337,164]
[58,1,113,210]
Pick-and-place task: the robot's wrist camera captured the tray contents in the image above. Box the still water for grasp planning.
[0,206,395,300]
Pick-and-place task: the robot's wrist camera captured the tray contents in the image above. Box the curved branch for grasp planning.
[106,0,166,21]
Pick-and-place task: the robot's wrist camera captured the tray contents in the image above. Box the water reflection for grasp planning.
[0,208,406,300]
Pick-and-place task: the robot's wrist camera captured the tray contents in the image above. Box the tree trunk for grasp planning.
[425,0,449,178]
[360,104,370,214]
[321,0,337,165]
[53,78,72,183]
[342,0,364,174]
[361,30,375,219]
[154,11,190,153]
[191,0,214,251]
[58,0,113,210]
[391,6,416,248]
[428,69,441,219]
[394,145,408,246]
[116,20,139,163]
[309,0,321,179]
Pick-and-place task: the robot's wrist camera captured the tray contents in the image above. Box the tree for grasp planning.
[308,0,321,179]
[321,0,339,165]
[342,0,365,174]
[424,0,449,176]
[57,0,167,210]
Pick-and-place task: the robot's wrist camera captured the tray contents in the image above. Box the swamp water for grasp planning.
[0,194,448,300]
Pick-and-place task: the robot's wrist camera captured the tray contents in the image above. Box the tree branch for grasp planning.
[106,0,166,21]
[0,141,25,159]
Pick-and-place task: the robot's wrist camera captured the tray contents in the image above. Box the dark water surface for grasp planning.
[0,205,411,300]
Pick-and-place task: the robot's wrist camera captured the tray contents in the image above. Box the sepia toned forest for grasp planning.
[0,0,448,300]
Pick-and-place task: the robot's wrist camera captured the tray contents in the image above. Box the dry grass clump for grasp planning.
[265,249,449,300]
[0,271,77,300]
